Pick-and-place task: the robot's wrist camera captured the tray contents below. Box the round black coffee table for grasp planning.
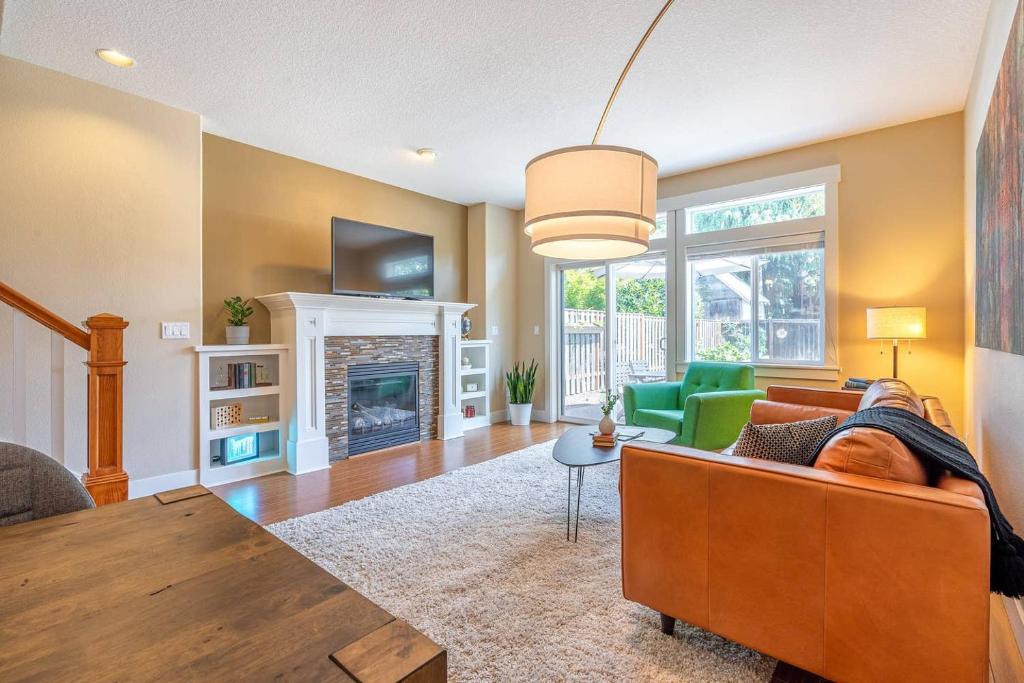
[552,425,676,542]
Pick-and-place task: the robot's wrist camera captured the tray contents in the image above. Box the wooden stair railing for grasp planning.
[1,282,129,505]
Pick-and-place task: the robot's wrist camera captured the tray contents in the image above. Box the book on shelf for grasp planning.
[214,362,270,390]
[843,377,874,390]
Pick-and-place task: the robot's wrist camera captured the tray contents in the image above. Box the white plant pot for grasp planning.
[508,403,533,426]
[225,325,250,345]
[599,414,616,435]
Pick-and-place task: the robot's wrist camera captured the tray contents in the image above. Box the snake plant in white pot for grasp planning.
[505,360,538,426]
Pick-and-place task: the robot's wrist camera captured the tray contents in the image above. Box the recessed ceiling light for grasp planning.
[95,49,135,69]
[416,148,437,161]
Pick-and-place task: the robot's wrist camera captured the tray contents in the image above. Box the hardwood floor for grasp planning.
[212,422,570,525]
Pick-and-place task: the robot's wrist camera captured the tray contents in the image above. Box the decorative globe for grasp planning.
[461,316,472,338]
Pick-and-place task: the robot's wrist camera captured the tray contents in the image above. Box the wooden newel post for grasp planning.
[82,313,129,505]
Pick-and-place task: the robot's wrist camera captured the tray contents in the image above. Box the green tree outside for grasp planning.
[563,269,665,317]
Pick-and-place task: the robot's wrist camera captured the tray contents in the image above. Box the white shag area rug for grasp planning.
[268,440,774,682]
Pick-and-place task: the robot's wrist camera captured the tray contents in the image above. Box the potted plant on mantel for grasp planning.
[223,296,254,345]
[505,359,539,426]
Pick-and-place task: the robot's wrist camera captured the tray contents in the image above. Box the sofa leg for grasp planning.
[659,613,676,635]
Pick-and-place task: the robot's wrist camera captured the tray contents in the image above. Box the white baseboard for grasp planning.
[128,469,199,499]
[487,409,555,424]
[532,409,554,423]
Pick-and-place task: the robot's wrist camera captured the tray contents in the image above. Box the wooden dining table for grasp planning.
[0,486,446,682]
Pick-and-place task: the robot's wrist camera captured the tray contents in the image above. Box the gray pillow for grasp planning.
[732,416,839,466]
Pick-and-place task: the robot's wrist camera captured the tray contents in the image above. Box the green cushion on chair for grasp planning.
[678,362,756,402]
[632,408,685,435]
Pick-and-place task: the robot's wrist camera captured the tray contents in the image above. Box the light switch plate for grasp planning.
[533,325,540,335]
[161,322,190,339]
[491,325,499,335]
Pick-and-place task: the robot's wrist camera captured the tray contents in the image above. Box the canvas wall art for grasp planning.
[977,1,1024,354]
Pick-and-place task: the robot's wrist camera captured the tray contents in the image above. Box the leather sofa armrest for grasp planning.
[679,389,765,450]
[922,397,957,437]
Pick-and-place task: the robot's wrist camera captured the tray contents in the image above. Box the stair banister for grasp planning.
[0,282,129,504]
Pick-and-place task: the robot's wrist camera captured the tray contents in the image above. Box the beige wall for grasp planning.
[0,56,202,484]
[964,0,1024,529]
[516,214,550,414]
[518,114,966,426]
[202,134,468,343]
[466,204,488,337]
[466,204,519,413]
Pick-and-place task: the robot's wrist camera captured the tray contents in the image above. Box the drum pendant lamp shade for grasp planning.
[524,145,658,259]
[522,0,675,260]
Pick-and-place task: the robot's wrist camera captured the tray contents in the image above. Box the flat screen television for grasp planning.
[331,217,434,299]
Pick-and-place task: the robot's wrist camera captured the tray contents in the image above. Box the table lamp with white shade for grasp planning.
[866,306,926,378]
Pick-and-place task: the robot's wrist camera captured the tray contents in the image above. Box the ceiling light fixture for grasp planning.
[416,148,437,161]
[523,0,675,259]
[95,49,136,68]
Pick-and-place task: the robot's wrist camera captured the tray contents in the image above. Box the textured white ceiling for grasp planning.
[0,0,989,208]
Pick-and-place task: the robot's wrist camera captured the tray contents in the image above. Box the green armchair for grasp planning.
[622,362,763,450]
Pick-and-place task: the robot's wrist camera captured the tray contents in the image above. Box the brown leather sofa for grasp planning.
[620,380,989,682]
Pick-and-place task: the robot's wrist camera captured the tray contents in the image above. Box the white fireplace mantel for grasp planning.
[257,292,475,475]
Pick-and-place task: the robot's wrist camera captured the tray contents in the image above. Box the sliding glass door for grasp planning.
[558,255,667,423]
[611,257,667,403]
[559,264,607,421]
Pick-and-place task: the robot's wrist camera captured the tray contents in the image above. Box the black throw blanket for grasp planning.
[809,406,1024,597]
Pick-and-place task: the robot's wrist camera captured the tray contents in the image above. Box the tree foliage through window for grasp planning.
[562,268,665,317]
[689,188,824,234]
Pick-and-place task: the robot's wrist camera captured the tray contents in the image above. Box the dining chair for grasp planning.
[0,441,95,526]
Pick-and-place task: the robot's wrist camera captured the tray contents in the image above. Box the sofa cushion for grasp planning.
[632,408,685,434]
[750,400,853,426]
[813,427,930,485]
[732,415,839,465]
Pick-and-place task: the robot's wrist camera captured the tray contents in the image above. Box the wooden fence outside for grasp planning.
[563,310,821,398]
[563,309,667,397]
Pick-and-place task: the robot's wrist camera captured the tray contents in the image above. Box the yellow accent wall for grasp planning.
[202,134,468,344]
[517,113,966,428]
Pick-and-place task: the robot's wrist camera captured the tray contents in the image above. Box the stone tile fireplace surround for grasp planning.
[325,336,438,459]
[257,292,474,475]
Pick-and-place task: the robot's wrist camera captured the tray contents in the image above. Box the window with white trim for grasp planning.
[663,166,840,373]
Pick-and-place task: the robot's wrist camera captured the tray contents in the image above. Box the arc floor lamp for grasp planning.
[523,0,676,260]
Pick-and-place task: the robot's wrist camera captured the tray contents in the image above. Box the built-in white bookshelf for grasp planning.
[195,344,290,486]
[458,340,490,431]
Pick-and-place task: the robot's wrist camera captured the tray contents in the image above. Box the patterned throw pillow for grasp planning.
[732,416,839,466]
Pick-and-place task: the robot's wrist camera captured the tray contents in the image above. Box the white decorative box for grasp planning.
[212,402,243,430]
